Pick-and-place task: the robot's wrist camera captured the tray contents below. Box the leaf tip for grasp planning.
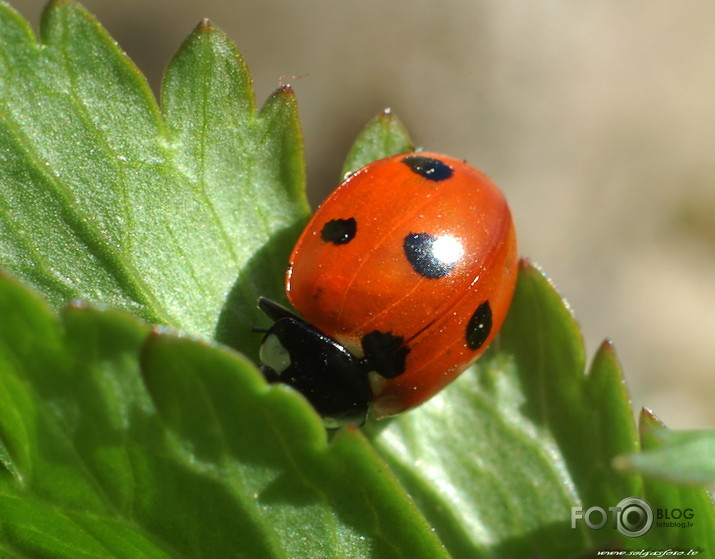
[590,337,624,374]
[517,256,541,275]
[376,106,409,133]
[639,407,664,428]
[43,0,86,20]
[273,83,296,99]
[597,337,617,354]
[340,108,414,176]
[195,18,215,33]
[185,17,224,43]
[376,106,395,122]
[260,83,300,119]
[47,0,75,7]
[517,258,553,290]
[638,407,670,448]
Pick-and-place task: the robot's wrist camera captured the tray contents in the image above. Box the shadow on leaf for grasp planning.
[214,220,306,363]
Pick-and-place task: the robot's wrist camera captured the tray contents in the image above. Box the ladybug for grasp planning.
[258,152,518,428]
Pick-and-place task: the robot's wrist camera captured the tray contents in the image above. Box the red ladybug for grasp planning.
[259,152,518,428]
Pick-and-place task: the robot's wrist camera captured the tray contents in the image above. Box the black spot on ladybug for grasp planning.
[403,233,458,279]
[402,155,453,182]
[466,301,492,350]
[361,330,410,379]
[321,218,357,245]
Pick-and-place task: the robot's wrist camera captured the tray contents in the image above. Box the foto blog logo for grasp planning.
[571,497,654,538]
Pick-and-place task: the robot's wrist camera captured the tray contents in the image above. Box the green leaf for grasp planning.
[615,417,715,487]
[0,272,449,558]
[0,0,309,361]
[340,108,413,177]
[628,410,715,550]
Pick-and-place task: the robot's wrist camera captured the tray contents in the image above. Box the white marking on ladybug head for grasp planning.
[259,333,292,375]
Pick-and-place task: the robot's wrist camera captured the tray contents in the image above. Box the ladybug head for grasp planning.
[257,298,371,428]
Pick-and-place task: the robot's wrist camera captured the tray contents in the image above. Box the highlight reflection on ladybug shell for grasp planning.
[286,152,518,418]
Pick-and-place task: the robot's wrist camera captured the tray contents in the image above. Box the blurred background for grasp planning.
[16,0,715,428]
